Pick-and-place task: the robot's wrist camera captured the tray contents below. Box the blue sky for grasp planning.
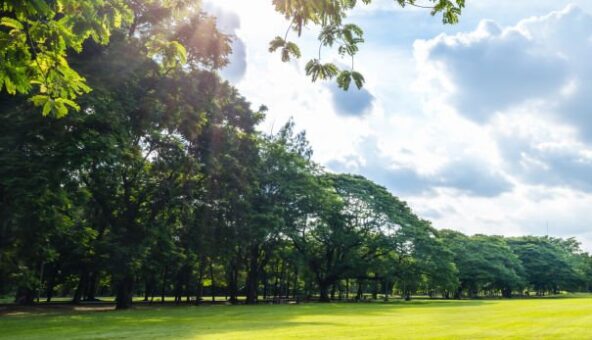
[207,0,592,250]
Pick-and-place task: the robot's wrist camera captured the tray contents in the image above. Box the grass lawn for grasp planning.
[1,295,592,339]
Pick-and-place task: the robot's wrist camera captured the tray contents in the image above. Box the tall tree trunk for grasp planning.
[15,286,35,305]
[115,274,134,310]
[356,279,363,300]
[160,266,168,303]
[85,271,99,301]
[263,271,269,300]
[72,271,86,304]
[45,267,56,303]
[319,281,330,302]
[345,279,349,300]
[273,265,280,299]
[228,264,239,304]
[36,262,45,303]
[245,246,259,304]
[144,280,150,302]
[196,256,206,304]
[209,260,215,302]
[453,287,462,300]
[502,287,512,298]
[292,267,298,299]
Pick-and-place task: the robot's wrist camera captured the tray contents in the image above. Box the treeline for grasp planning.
[2,12,592,311]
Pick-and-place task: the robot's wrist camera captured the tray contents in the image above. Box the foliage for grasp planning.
[0,0,464,116]
[270,0,465,89]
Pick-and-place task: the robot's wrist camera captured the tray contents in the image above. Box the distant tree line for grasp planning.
[1,1,592,310]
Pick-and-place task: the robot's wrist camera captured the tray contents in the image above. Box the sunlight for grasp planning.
[209,0,285,35]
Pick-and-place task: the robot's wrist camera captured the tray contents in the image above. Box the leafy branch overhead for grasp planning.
[270,0,465,90]
[0,0,131,117]
[0,0,230,117]
[0,0,464,117]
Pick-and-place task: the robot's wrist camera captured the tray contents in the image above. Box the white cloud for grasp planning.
[405,5,592,249]
[212,1,592,250]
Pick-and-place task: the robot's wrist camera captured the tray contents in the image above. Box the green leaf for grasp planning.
[337,71,352,90]
[319,25,339,46]
[170,41,187,65]
[4,77,15,94]
[30,95,49,106]
[281,42,301,62]
[305,60,339,82]
[351,71,365,89]
[29,0,52,14]
[0,17,23,30]
[54,101,68,118]
[42,100,52,116]
[56,98,81,111]
[269,36,286,53]
[338,44,359,56]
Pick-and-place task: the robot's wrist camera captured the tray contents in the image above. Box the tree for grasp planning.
[508,236,586,295]
[390,221,458,300]
[288,173,416,301]
[0,96,78,303]
[440,231,524,298]
[241,121,320,304]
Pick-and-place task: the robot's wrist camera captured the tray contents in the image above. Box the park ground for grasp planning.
[1,295,592,339]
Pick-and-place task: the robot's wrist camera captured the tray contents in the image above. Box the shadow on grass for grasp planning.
[2,295,590,339]
[0,300,499,339]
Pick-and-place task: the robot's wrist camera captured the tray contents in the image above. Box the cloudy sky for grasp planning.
[206,0,592,250]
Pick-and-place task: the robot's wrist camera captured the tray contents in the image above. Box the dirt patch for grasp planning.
[0,303,116,316]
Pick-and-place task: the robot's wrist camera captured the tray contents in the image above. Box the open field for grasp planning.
[2,295,592,339]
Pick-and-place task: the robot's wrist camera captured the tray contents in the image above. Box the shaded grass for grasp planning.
[1,296,592,339]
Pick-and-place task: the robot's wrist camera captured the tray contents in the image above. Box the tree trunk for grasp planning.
[228,264,239,304]
[345,279,349,300]
[160,266,168,303]
[144,280,150,302]
[292,267,298,300]
[45,268,56,303]
[209,260,215,302]
[196,256,206,304]
[245,246,259,304]
[453,287,462,300]
[319,282,330,302]
[502,287,512,298]
[85,271,99,301]
[263,272,269,300]
[356,280,363,300]
[115,274,134,310]
[72,271,86,304]
[15,286,35,305]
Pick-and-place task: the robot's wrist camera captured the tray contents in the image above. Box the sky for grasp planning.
[205,0,592,250]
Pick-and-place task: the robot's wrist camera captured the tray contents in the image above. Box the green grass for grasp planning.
[2,296,592,339]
